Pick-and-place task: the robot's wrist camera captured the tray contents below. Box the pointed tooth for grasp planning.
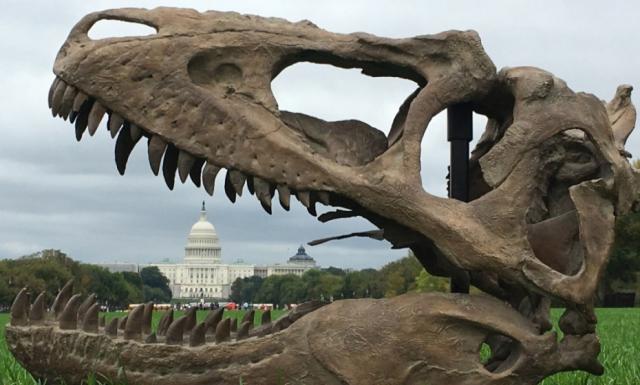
[229,170,246,196]
[277,185,291,211]
[130,123,142,142]
[48,77,60,109]
[189,158,206,187]
[76,293,96,324]
[215,318,231,343]
[142,302,154,335]
[246,176,255,195]
[10,288,29,326]
[59,294,83,330]
[296,191,311,208]
[145,332,158,343]
[202,162,221,196]
[29,292,46,324]
[261,310,272,325]
[157,310,173,337]
[51,80,67,117]
[166,316,187,345]
[115,123,140,175]
[87,102,106,136]
[105,318,119,337]
[177,151,196,183]
[51,279,73,319]
[74,98,94,141]
[124,304,145,341]
[162,144,179,190]
[189,322,207,347]
[229,317,238,332]
[59,85,78,121]
[317,191,331,205]
[99,315,106,327]
[237,321,251,340]
[147,135,167,176]
[204,308,224,334]
[82,303,100,333]
[224,171,237,203]
[70,91,88,123]
[241,310,255,328]
[183,307,197,334]
[307,200,317,216]
[118,315,128,330]
[108,113,124,138]
[253,177,273,214]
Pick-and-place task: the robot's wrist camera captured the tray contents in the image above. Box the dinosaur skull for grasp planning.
[8,7,639,384]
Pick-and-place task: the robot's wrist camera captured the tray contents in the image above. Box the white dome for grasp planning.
[184,202,222,264]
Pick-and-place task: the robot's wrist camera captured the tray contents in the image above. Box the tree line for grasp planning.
[230,254,450,306]
[0,249,171,309]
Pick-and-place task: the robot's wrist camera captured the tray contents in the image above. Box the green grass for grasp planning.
[1,309,639,384]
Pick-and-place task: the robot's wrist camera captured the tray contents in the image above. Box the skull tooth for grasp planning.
[189,322,207,347]
[157,310,173,337]
[277,185,291,211]
[108,113,124,138]
[48,77,60,109]
[246,176,255,195]
[142,302,154,335]
[261,309,272,325]
[59,294,83,330]
[59,85,78,121]
[177,150,196,183]
[166,316,187,345]
[51,80,67,117]
[129,123,143,142]
[237,321,251,340]
[118,315,128,330]
[9,288,29,326]
[214,318,231,343]
[204,307,224,334]
[145,332,158,343]
[253,177,273,214]
[76,293,96,324]
[147,135,167,176]
[115,123,141,175]
[229,317,238,332]
[183,307,197,334]
[105,317,118,337]
[202,162,221,196]
[87,103,106,136]
[241,309,255,328]
[81,303,100,334]
[74,98,94,141]
[69,91,88,123]
[229,170,247,196]
[296,191,311,208]
[51,279,73,319]
[162,144,179,190]
[189,158,206,187]
[124,304,145,341]
[29,292,46,324]
[224,170,238,203]
[317,191,331,205]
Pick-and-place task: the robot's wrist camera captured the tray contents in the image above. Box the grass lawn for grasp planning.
[1,308,638,384]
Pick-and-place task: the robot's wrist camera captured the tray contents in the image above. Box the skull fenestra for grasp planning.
[5,7,639,385]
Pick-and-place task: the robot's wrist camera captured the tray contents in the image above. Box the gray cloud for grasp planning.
[0,0,638,269]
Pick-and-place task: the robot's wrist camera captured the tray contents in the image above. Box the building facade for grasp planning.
[148,203,317,300]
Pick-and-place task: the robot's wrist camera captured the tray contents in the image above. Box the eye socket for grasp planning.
[88,20,157,40]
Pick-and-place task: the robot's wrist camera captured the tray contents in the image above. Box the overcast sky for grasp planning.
[0,1,638,269]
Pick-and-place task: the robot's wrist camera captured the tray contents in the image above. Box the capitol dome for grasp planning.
[184,202,222,264]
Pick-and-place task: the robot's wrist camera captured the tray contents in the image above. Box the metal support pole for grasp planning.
[447,103,472,294]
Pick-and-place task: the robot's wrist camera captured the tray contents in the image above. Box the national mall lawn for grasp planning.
[1,308,639,385]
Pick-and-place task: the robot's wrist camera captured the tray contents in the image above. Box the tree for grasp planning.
[600,211,640,299]
[140,266,172,302]
[414,270,449,293]
[230,276,263,304]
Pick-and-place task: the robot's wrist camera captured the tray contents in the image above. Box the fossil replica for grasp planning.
[5,7,639,385]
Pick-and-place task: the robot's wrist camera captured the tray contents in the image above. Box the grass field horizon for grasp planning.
[1,308,638,384]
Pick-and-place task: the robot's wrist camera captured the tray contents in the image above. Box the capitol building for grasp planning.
[149,202,317,299]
